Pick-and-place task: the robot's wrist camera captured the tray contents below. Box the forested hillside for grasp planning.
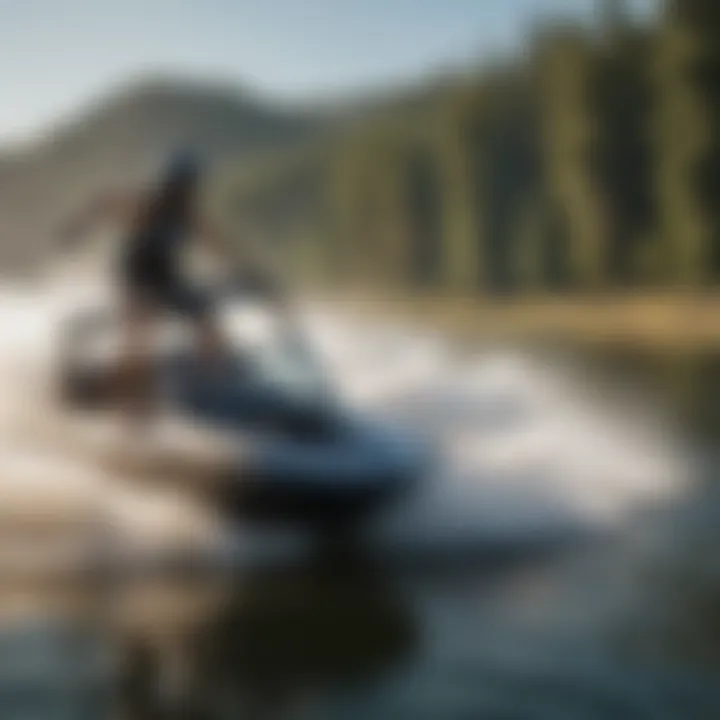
[226,0,720,295]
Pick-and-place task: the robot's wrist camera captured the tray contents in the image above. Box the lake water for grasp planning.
[0,282,719,719]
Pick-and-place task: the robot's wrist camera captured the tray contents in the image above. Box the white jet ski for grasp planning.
[56,298,432,533]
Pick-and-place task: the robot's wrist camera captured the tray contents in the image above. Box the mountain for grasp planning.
[0,76,328,272]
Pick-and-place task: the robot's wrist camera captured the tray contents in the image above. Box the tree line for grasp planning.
[227,0,720,295]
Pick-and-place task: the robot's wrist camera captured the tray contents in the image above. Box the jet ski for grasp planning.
[56,299,431,532]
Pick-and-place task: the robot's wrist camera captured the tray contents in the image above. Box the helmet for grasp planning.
[162,148,202,186]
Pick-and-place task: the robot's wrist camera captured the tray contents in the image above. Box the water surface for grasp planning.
[0,282,718,719]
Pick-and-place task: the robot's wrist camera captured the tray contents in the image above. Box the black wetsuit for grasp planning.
[121,205,208,318]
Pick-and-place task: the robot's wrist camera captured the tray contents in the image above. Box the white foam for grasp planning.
[0,282,693,566]
[305,309,692,545]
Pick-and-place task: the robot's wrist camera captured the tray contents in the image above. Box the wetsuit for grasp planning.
[121,203,209,318]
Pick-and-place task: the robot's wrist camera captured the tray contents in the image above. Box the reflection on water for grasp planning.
[190,563,417,720]
[0,563,418,720]
[2,535,720,720]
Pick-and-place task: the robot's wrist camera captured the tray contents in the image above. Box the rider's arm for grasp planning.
[193,214,242,264]
[194,215,289,304]
[58,190,142,249]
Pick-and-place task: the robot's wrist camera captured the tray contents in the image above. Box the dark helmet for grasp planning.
[162,148,202,187]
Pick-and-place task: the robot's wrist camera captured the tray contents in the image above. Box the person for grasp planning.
[60,149,282,426]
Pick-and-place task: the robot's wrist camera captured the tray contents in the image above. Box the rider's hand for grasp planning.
[234,266,286,304]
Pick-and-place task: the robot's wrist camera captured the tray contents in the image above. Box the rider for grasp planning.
[61,149,282,424]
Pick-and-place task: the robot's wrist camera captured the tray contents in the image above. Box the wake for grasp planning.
[0,277,693,573]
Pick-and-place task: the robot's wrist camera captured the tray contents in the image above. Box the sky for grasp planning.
[0,0,658,142]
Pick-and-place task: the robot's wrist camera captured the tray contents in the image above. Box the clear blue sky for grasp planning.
[1,0,657,141]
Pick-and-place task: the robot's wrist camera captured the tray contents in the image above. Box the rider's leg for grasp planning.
[170,282,228,369]
[119,290,157,424]
[194,314,227,367]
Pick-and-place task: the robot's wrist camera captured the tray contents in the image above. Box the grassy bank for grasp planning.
[319,293,720,351]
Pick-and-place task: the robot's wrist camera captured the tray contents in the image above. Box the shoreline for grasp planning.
[309,292,720,352]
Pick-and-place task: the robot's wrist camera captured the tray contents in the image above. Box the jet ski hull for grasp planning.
[220,420,427,529]
[57,312,430,530]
